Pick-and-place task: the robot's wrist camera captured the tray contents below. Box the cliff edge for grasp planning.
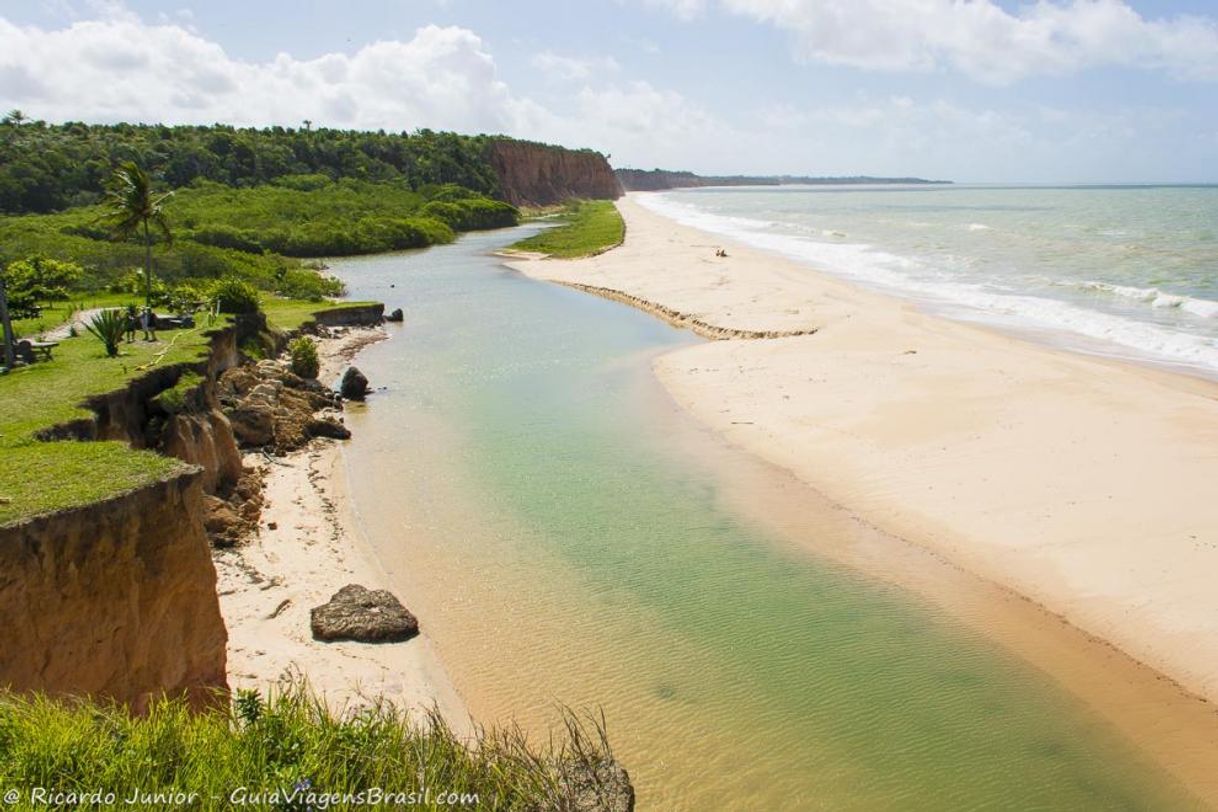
[486,140,622,208]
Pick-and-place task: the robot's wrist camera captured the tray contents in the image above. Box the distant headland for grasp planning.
[615,167,952,191]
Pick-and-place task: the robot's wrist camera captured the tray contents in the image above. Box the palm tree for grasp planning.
[3,110,26,126]
[102,162,173,310]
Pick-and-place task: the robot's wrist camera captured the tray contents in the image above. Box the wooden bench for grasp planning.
[14,340,58,364]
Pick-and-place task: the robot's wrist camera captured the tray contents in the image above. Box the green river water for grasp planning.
[332,226,1198,810]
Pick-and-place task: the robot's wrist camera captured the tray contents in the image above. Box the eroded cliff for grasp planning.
[0,304,383,710]
[0,469,227,711]
[485,140,621,207]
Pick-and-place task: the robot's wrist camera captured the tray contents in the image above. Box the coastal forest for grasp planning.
[0,118,523,311]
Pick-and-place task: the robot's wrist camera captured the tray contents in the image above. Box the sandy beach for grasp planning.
[214,329,469,733]
[508,195,1218,708]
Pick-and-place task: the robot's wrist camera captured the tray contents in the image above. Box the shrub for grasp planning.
[85,309,127,357]
[288,336,320,379]
[2,256,83,304]
[276,268,344,301]
[187,225,265,254]
[210,277,260,314]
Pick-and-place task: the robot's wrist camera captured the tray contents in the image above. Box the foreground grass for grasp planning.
[0,688,624,811]
[509,200,624,259]
[0,297,363,525]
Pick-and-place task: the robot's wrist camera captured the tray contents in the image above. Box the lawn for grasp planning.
[0,297,367,525]
[509,200,625,258]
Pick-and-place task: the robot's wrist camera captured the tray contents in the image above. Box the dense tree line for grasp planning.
[0,118,506,214]
[0,177,517,301]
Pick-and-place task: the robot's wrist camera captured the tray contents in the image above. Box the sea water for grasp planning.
[641,185,1218,377]
[330,228,1198,809]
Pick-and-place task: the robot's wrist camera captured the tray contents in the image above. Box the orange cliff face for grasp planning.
[0,469,229,712]
[485,140,622,207]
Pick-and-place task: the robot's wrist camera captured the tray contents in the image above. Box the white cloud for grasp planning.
[0,7,730,171]
[530,51,621,82]
[0,16,524,132]
[653,0,1218,83]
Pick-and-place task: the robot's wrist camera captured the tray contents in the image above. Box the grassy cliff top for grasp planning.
[0,297,373,526]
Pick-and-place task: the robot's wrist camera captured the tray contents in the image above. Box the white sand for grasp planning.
[509,195,1218,704]
[214,332,469,732]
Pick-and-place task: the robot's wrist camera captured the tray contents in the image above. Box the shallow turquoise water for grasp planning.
[333,228,1197,810]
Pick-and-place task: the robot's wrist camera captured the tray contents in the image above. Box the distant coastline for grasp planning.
[615,167,951,191]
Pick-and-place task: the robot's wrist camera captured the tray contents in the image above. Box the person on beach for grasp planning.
[140,307,156,341]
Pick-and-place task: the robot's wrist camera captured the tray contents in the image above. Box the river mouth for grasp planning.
[331,227,1208,810]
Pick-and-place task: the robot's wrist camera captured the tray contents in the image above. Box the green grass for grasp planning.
[260,297,380,331]
[8,292,137,340]
[0,687,625,810]
[509,200,624,259]
[0,297,371,526]
[0,318,222,525]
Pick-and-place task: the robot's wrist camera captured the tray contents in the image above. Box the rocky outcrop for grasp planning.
[310,585,420,643]
[485,140,621,208]
[0,470,228,712]
[217,361,345,453]
[340,367,369,401]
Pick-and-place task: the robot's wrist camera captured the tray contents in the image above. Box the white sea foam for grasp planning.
[967,223,992,231]
[637,192,1218,375]
[1069,281,1218,319]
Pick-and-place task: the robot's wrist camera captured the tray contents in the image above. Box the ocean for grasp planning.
[639,185,1218,377]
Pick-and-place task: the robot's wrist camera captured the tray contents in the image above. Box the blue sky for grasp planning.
[1,0,1216,183]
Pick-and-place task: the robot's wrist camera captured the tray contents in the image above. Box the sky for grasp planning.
[1,0,1216,183]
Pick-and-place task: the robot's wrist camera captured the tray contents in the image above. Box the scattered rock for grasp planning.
[267,521,278,531]
[562,759,636,812]
[308,416,351,440]
[310,584,419,643]
[340,367,369,401]
[219,358,348,452]
[386,308,404,322]
[202,495,253,547]
[227,402,275,446]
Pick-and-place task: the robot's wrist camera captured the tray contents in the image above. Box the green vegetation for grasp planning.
[0,687,625,810]
[83,309,127,357]
[0,123,521,523]
[211,277,261,314]
[288,336,320,380]
[0,122,506,214]
[101,161,174,309]
[152,371,203,415]
[0,257,82,319]
[0,123,520,321]
[510,200,624,259]
[0,321,215,525]
[0,178,516,304]
[0,293,367,525]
